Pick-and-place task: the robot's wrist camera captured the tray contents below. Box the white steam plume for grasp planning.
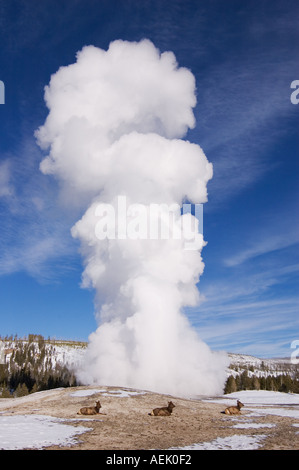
[36,39,228,397]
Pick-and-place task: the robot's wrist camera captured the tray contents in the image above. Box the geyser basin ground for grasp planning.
[0,386,298,450]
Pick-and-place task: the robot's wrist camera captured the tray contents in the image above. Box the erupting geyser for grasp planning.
[36,39,228,397]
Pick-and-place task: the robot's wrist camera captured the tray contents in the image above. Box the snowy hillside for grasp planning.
[44,341,86,369]
[1,336,86,369]
[225,352,299,394]
[0,336,87,396]
[227,352,297,378]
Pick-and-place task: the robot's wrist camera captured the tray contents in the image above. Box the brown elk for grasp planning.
[77,401,102,416]
[149,401,175,416]
[224,400,244,415]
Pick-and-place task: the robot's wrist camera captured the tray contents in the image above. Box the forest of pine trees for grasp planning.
[224,369,299,394]
[0,335,78,397]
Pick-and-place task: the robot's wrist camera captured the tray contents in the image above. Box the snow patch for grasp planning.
[233,422,275,429]
[70,389,105,397]
[247,407,299,419]
[0,414,91,450]
[101,389,145,398]
[223,390,299,405]
[171,434,267,450]
[70,388,146,398]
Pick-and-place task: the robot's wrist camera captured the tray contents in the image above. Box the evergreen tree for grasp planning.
[1,385,11,398]
[252,376,260,390]
[260,376,266,390]
[15,383,29,397]
[30,383,39,394]
[224,375,237,394]
[240,370,251,390]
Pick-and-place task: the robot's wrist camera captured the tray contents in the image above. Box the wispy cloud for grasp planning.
[0,217,77,282]
[191,8,298,206]
[0,160,14,198]
[224,234,299,267]
[191,291,299,357]
[0,134,80,283]
[187,244,299,357]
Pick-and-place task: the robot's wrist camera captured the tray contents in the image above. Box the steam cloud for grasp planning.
[36,39,228,397]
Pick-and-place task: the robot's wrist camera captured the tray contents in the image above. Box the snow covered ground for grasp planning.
[0,389,298,450]
[0,414,92,450]
[172,434,268,450]
[69,388,146,398]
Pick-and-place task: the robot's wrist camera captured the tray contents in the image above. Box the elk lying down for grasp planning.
[77,401,102,415]
[224,400,244,415]
[149,401,175,416]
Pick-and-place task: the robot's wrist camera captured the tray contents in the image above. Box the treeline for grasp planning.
[0,335,78,397]
[224,369,299,394]
[0,333,87,347]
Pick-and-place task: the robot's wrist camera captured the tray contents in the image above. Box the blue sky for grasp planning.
[0,0,298,358]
